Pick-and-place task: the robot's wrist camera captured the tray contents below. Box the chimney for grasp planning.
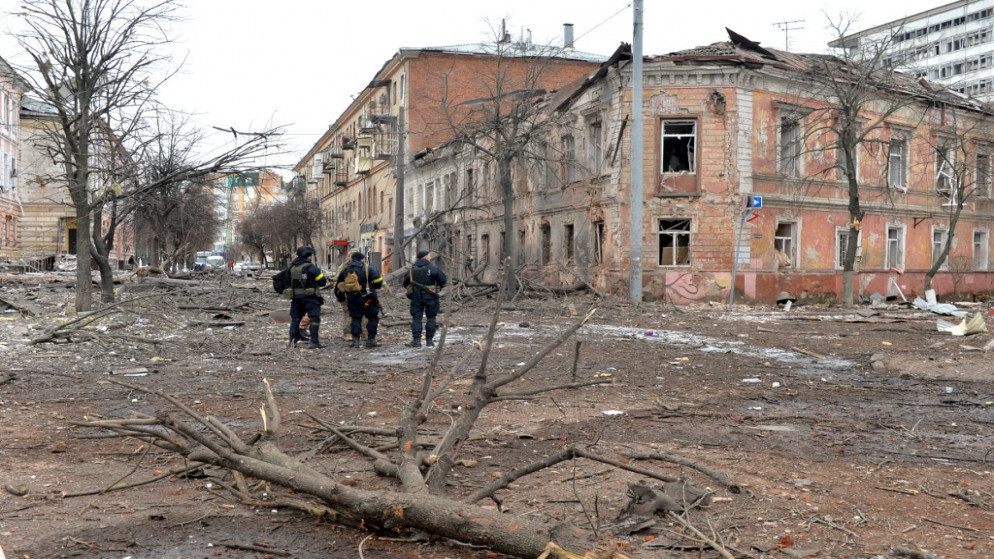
[563,23,574,49]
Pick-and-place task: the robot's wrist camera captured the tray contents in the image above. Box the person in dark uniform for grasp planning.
[403,250,447,347]
[335,251,384,348]
[287,246,328,349]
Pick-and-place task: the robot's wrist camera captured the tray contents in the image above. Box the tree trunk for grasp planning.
[73,212,93,312]
[499,158,516,298]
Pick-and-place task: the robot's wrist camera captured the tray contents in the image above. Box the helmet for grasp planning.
[296,246,315,258]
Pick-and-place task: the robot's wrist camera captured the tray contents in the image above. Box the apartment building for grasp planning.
[294,31,602,274]
[836,0,994,99]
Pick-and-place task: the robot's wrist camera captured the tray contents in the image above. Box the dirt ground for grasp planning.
[0,270,992,559]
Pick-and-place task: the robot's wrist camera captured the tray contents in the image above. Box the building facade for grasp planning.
[294,34,603,274]
[0,56,28,263]
[412,33,994,303]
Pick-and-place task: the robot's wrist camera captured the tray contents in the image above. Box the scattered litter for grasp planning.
[771,382,781,388]
[741,378,761,383]
[602,410,625,416]
[110,367,149,376]
[914,296,968,317]
[936,312,988,336]
[945,387,954,394]
[748,406,763,411]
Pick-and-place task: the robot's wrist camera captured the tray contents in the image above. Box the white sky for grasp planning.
[1,0,947,172]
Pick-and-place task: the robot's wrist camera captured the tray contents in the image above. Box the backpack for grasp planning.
[339,267,363,293]
[407,263,432,299]
[272,266,291,294]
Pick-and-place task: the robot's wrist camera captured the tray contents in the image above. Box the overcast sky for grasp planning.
[1,0,947,173]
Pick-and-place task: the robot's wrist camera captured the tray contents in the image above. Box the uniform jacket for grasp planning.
[288,257,327,298]
[336,259,383,295]
[403,258,447,298]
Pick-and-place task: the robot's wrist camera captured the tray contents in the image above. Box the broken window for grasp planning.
[935,146,958,202]
[658,219,691,266]
[774,222,796,268]
[975,153,990,197]
[779,118,801,177]
[932,228,948,268]
[886,225,905,270]
[593,220,605,264]
[481,234,490,267]
[541,222,551,265]
[974,229,989,270]
[888,139,907,189]
[564,223,574,264]
[661,121,696,173]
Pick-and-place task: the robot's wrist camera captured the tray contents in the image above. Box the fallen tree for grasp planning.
[73,292,735,557]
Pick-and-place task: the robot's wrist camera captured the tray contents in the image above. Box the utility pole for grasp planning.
[392,107,406,272]
[629,0,644,303]
[773,20,804,51]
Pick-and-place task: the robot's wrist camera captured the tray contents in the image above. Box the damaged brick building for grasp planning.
[411,30,994,303]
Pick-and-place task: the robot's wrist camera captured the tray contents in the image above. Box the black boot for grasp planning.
[308,324,324,349]
[425,338,435,347]
[289,333,306,348]
[365,335,381,348]
[405,337,421,348]
[350,336,362,348]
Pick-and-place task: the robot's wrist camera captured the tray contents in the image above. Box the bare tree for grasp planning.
[919,99,994,292]
[75,302,732,558]
[796,19,928,306]
[14,0,282,307]
[436,22,585,298]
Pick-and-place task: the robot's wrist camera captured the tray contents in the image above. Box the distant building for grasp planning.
[207,171,284,259]
[0,55,28,263]
[835,0,994,99]
[18,95,134,270]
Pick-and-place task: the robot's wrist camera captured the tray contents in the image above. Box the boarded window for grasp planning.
[564,224,574,263]
[541,223,551,265]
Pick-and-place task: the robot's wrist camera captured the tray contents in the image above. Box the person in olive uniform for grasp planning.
[335,251,384,348]
[403,250,447,347]
[287,246,328,349]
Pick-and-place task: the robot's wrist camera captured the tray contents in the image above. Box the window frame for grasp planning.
[657,118,699,196]
[973,229,990,270]
[657,218,692,267]
[836,227,864,270]
[935,144,958,202]
[975,151,991,197]
[885,224,906,270]
[774,221,798,269]
[778,117,802,178]
[932,227,949,269]
[887,138,908,190]
[588,122,603,176]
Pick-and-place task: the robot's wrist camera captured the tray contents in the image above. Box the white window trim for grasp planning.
[887,137,909,191]
[973,228,990,270]
[885,224,906,271]
[836,227,864,270]
[932,227,950,269]
[774,220,799,269]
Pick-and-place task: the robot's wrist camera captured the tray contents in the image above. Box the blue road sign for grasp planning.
[748,195,763,209]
